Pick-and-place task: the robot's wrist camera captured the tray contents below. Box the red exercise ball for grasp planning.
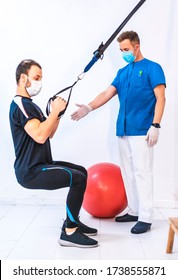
[82,162,128,218]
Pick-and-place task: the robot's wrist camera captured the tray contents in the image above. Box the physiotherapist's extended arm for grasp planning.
[71,85,117,121]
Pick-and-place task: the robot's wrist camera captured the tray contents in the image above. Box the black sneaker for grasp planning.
[78,221,98,236]
[62,220,98,236]
[59,228,98,248]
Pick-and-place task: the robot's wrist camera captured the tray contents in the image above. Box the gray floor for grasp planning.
[0,197,178,260]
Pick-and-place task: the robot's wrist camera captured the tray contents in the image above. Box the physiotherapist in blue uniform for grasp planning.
[71,31,166,234]
[9,59,98,248]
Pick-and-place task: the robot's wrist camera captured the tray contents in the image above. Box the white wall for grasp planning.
[0,0,178,207]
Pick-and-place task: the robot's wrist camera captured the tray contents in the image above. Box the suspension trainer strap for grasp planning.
[46,80,78,118]
[46,0,146,117]
[83,0,147,73]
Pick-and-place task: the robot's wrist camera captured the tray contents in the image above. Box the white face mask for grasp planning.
[26,77,42,97]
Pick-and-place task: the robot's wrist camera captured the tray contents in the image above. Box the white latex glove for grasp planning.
[71,104,92,121]
[145,126,159,147]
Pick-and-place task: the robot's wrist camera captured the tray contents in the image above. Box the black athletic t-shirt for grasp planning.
[9,96,53,184]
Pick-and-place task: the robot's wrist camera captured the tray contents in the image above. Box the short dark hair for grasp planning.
[117,31,140,45]
[16,59,42,84]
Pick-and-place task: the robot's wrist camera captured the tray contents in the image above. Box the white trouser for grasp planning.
[118,136,154,223]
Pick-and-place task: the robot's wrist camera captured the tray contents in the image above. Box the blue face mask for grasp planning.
[122,50,136,63]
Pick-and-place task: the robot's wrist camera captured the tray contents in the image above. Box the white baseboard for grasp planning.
[154,199,178,208]
[0,197,178,208]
